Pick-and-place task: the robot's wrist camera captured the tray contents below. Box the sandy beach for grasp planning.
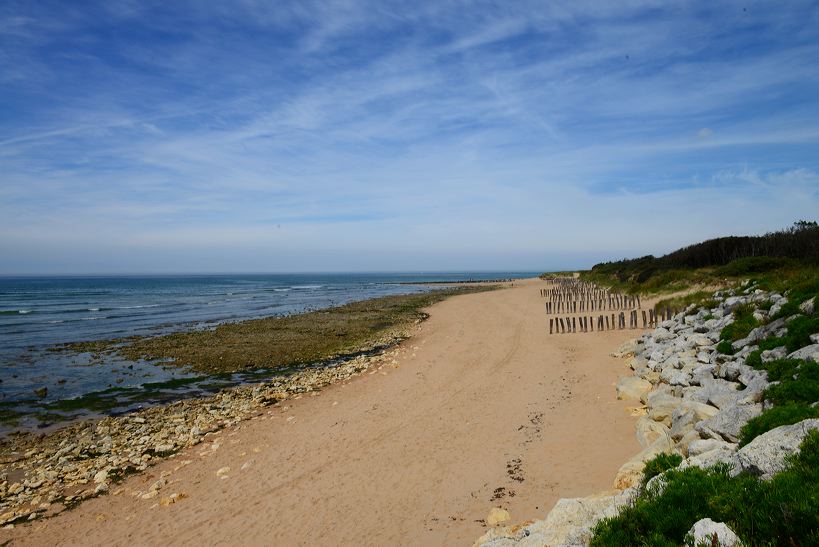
[2,278,647,546]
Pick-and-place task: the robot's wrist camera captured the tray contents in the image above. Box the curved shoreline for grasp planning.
[2,278,647,545]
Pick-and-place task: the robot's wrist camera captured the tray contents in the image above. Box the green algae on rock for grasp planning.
[60,287,494,374]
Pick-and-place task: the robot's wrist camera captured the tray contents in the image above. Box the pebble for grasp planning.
[0,339,404,526]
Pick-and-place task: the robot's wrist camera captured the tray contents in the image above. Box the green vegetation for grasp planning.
[708,272,819,445]
[715,256,798,276]
[737,356,819,445]
[716,304,759,354]
[653,291,719,316]
[591,431,819,546]
[641,453,682,487]
[60,287,494,374]
[0,408,23,427]
[740,404,819,447]
[582,221,819,294]
[581,225,819,545]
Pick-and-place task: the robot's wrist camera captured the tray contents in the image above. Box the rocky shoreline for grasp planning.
[477,284,818,546]
[0,327,415,528]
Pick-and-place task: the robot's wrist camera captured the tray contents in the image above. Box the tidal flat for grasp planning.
[61,286,494,375]
[0,286,496,431]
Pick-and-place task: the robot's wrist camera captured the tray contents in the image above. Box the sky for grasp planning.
[1,0,819,274]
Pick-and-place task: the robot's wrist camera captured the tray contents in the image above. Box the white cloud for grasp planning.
[1,1,819,272]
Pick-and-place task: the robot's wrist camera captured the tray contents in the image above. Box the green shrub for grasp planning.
[772,277,819,319]
[592,432,819,545]
[719,304,759,344]
[642,453,683,487]
[716,256,797,276]
[783,315,819,352]
[716,340,734,355]
[764,361,819,405]
[739,403,819,446]
[759,357,803,381]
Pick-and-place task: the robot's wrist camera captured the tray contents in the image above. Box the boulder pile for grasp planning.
[477,288,818,546]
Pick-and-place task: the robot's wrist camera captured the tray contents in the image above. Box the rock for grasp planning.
[733,419,819,480]
[659,369,690,387]
[677,430,702,455]
[486,507,510,526]
[482,488,639,547]
[690,364,716,385]
[722,296,746,313]
[635,417,669,448]
[613,434,674,490]
[719,363,742,382]
[647,393,682,426]
[687,439,735,457]
[680,448,736,470]
[696,403,762,443]
[698,379,743,410]
[761,346,787,362]
[687,518,741,547]
[216,466,231,478]
[733,318,786,351]
[688,334,713,348]
[34,387,48,398]
[93,470,109,484]
[652,329,675,343]
[669,410,696,441]
[616,377,652,401]
[769,297,787,317]
[613,339,639,357]
[644,472,669,496]
[787,344,819,363]
[799,297,815,315]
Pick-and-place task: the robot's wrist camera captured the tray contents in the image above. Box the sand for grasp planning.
[3,278,647,546]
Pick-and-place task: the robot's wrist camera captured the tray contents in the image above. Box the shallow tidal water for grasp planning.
[0,272,536,432]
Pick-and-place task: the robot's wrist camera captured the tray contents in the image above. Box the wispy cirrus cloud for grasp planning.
[1,0,818,273]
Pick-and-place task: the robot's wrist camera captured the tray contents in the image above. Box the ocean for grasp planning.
[0,272,537,432]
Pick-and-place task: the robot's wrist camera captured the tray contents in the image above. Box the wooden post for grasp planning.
[549,318,553,334]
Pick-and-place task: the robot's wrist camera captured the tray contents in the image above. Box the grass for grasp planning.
[653,291,719,316]
[591,431,819,546]
[59,287,494,374]
[580,267,714,295]
[580,255,819,300]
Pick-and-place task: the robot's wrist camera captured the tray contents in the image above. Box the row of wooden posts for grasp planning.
[548,307,681,334]
[540,278,640,314]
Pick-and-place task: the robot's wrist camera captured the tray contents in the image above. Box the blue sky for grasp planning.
[2,0,819,273]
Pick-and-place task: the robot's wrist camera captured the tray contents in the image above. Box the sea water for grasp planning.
[0,272,537,431]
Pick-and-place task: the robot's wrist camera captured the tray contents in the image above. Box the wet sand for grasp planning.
[3,278,645,546]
